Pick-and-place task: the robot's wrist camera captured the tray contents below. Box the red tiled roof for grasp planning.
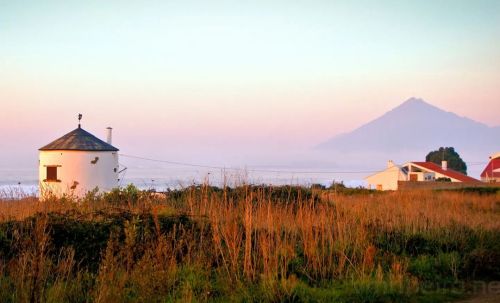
[411,162,480,183]
[480,158,500,179]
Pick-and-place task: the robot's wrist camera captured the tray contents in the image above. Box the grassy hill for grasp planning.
[0,184,499,302]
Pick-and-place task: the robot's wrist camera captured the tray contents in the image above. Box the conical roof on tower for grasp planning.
[39,127,118,151]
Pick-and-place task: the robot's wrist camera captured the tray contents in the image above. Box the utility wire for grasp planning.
[118,154,382,174]
[119,154,489,175]
[467,162,488,166]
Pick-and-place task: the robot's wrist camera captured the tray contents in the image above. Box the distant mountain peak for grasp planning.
[403,97,426,105]
[317,97,500,154]
[382,97,448,119]
[394,97,435,111]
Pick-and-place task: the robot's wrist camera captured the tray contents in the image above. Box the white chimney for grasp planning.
[441,160,447,171]
[106,127,113,145]
[387,160,395,168]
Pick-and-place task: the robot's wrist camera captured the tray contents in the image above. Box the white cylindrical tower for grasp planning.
[39,123,119,199]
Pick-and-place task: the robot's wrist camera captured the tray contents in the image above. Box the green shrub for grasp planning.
[408,253,461,285]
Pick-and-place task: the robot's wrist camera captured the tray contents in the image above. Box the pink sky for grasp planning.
[1,1,500,169]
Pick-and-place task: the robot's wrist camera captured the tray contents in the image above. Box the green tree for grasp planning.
[425,147,467,175]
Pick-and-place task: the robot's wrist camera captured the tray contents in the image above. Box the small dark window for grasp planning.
[46,166,58,182]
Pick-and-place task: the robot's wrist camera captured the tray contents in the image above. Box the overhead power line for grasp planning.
[118,154,381,174]
[467,162,488,166]
[119,154,489,175]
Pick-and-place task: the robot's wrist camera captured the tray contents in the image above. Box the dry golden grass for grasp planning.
[0,186,498,302]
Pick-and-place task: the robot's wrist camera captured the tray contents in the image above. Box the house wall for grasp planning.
[408,172,435,181]
[366,166,405,191]
[481,177,500,183]
[407,163,461,182]
[39,150,119,199]
[481,158,500,182]
[398,181,498,190]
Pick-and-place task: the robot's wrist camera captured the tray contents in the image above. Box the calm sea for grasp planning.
[0,166,366,198]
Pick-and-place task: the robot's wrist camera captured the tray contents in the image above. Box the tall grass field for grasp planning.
[0,184,499,302]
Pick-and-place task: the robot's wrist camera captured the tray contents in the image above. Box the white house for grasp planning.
[366,160,480,191]
[39,120,119,199]
[365,160,407,190]
[480,152,500,183]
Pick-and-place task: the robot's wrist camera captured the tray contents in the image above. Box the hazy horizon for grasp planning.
[1,1,500,183]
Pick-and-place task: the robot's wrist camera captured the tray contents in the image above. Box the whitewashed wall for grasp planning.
[39,150,119,199]
[365,166,406,191]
